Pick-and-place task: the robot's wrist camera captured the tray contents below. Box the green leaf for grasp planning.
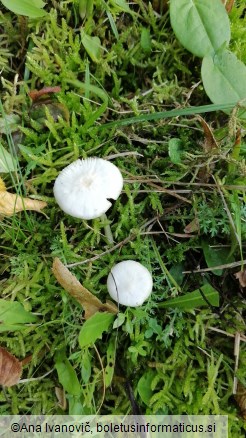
[202,241,234,276]
[0,143,17,173]
[102,102,241,129]
[0,114,20,134]
[110,0,131,13]
[79,312,115,348]
[0,299,37,328]
[55,351,81,396]
[107,11,119,40]
[1,0,47,18]
[159,284,220,309]
[170,0,230,57]
[68,397,85,415]
[79,0,94,20]
[81,31,102,63]
[140,28,151,54]
[201,50,246,118]
[169,263,184,286]
[137,370,155,405]
[0,324,34,333]
[81,349,91,383]
[112,312,125,329]
[168,138,183,164]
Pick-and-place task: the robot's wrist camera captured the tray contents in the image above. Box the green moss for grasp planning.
[0,1,246,436]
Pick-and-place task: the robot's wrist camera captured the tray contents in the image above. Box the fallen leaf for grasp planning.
[55,386,67,411]
[52,258,118,320]
[0,347,22,387]
[234,269,246,288]
[29,86,61,102]
[184,217,200,234]
[222,0,235,13]
[197,115,218,153]
[0,177,47,217]
[0,177,6,191]
[235,383,246,420]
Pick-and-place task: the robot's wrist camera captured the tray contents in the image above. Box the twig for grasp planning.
[183,259,246,274]
[66,216,159,268]
[207,326,246,342]
[106,151,143,160]
[19,369,54,384]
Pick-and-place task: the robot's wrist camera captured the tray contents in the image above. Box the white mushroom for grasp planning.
[53,157,123,243]
[107,260,153,307]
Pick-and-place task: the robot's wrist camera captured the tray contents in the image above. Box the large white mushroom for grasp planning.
[107,260,153,307]
[53,157,123,243]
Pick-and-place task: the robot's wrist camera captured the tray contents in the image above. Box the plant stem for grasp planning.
[101,213,114,245]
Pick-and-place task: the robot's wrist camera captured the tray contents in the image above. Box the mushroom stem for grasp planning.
[101,213,114,245]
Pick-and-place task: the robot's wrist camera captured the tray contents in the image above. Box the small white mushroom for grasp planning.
[107,260,153,307]
[53,157,123,242]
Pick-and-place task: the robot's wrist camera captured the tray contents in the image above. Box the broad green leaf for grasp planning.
[137,370,155,405]
[81,31,102,63]
[79,0,94,19]
[168,138,183,164]
[201,50,246,118]
[140,28,151,54]
[0,299,37,326]
[159,283,220,309]
[202,241,234,276]
[105,338,116,388]
[55,352,81,396]
[112,312,125,329]
[79,312,115,348]
[0,143,17,173]
[169,263,184,286]
[110,0,131,13]
[170,0,230,57]
[1,0,47,18]
[0,324,33,332]
[68,397,86,415]
[0,114,20,134]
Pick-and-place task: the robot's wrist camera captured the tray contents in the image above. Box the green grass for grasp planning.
[0,1,246,436]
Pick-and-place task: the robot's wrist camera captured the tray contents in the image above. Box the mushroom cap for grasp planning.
[107,260,153,307]
[53,158,123,220]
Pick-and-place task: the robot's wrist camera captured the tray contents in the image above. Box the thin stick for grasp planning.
[207,326,246,342]
[18,369,53,384]
[66,216,158,268]
[183,259,246,274]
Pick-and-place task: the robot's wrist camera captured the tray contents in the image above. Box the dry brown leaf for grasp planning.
[234,269,246,288]
[235,383,246,420]
[184,217,200,234]
[52,258,118,319]
[0,178,47,217]
[0,347,22,387]
[197,115,218,153]
[0,178,6,191]
[29,86,61,102]
[55,387,67,411]
[221,0,235,13]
